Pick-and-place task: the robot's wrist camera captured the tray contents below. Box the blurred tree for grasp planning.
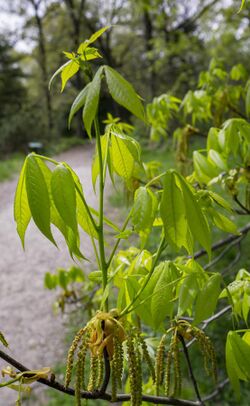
[0,36,27,153]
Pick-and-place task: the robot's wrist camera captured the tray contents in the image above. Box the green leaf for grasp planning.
[104,66,145,121]
[226,333,242,398]
[209,191,233,212]
[68,83,91,128]
[229,331,250,379]
[193,151,218,183]
[178,273,199,316]
[133,187,153,232]
[82,67,103,138]
[92,132,110,191]
[25,155,55,244]
[176,172,211,256]
[77,26,111,54]
[51,164,78,234]
[210,210,239,235]
[14,158,31,248]
[44,273,57,290]
[88,271,102,282]
[88,26,111,44]
[61,60,80,92]
[246,80,250,118]
[208,149,227,171]
[58,269,68,290]
[160,171,188,251]
[110,133,135,181]
[49,60,71,90]
[150,262,178,329]
[194,273,221,325]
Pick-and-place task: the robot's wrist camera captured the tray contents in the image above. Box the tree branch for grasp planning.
[202,378,229,402]
[0,349,201,405]
[192,223,250,260]
[178,335,204,405]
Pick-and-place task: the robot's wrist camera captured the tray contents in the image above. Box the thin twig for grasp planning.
[192,223,250,260]
[233,195,250,214]
[178,335,204,405]
[203,236,244,270]
[202,378,229,402]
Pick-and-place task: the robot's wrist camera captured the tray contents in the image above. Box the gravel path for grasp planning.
[0,145,104,405]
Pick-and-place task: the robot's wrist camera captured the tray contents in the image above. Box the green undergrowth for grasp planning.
[0,137,85,183]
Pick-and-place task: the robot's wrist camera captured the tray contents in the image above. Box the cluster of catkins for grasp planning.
[64,313,216,406]
[155,320,217,397]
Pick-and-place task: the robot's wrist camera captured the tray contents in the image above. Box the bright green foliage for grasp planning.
[220,269,250,323]
[132,187,158,236]
[11,27,250,404]
[226,330,250,397]
[194,273,221,325]
[160,170,211,255]
[104,66,145,122]
[82,67,103,138]
[25,155,55,245]
[14,159,31,248]
[147,94,181,141]
[51,164,78,234]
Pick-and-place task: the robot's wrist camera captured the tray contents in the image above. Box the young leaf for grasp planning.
[160,171,188,251]
[25,155,55,244]
[49,60,71,90]
[68,83,91,128]
[226,334,242,398]
[178,273,199,316]
[104,65,145,121]
[88,26,111,45]
[61,60,80,92]
[194,273,221,325]
[51,164,78,234]
[14,158,31,248]
[150,262,178,329]
[77,26,111,54]
[132,187,153,232]
[82,67,103,138]
[229,331,250,379]
[210,210,239,235]
[176,172,211,256]
[110,133,135,181]
[246,80,250,118]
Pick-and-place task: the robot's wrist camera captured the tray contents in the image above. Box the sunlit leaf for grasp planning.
[14,158,31,248]
[104,66,145,121]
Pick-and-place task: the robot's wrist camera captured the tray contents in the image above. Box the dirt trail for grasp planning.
[0,145,103,405]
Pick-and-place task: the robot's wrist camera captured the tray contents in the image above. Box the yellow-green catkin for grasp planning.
[96,354,104,389]
[172,334,181,396]
[75,335,89,406]
[155,334,166,395]
[65,327,87,388]
[193,328,217,382]
[164,337,174,396]
[87,353,98,391]
[138,334,155,383]
[111,333,124,402]
[135,342,142,406]
[127,334,139,406]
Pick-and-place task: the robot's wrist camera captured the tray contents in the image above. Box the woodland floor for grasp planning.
[0,144,114,405]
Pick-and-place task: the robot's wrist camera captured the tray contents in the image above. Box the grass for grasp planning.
[0,137,85,183]
[0,152,25,182]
